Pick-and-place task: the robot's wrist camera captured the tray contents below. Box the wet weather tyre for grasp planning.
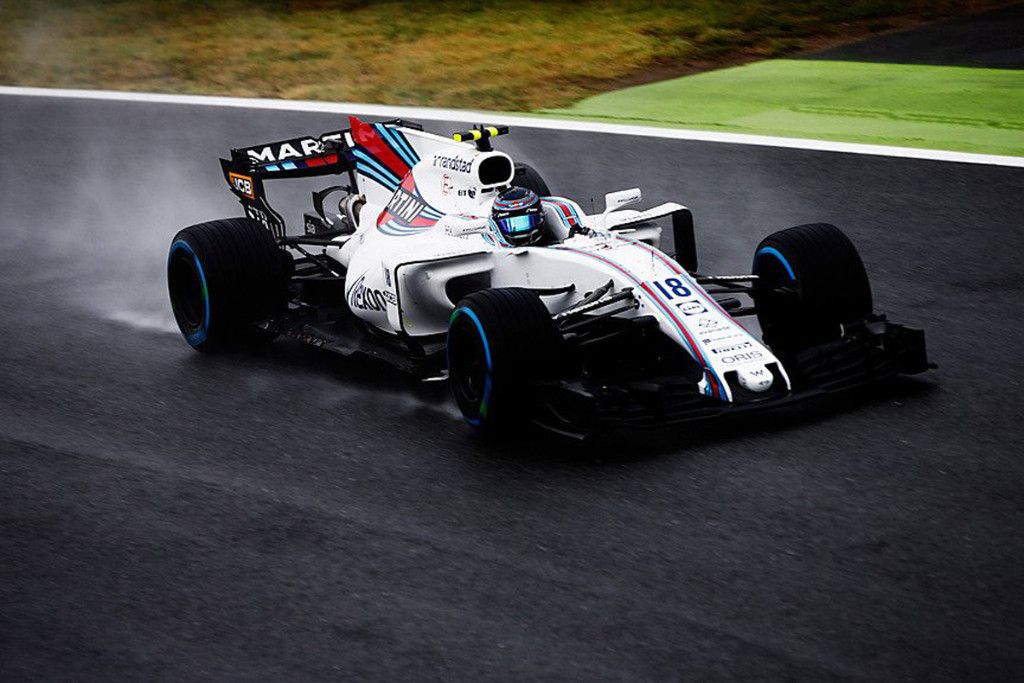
[513,163,551,197]
[752,223,872,355]
[447,288,559,433]
[167,217,287,352]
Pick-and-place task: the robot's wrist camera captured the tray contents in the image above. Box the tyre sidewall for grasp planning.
[447,288,558,432]
[167,218,286,351]
[753,223,872,353]
[168,236,213,348]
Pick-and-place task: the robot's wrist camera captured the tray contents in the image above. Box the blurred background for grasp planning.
[0,1,1009,106]
[2,1,1020,154]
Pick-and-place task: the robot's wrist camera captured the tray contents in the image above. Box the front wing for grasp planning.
[532,316,931,438]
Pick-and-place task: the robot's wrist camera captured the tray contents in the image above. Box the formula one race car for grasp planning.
[167,117,931,438]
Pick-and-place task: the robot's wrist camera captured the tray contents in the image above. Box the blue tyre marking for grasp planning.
[754,246,796,280]
[169,239,210,347]
[448,307,493,427]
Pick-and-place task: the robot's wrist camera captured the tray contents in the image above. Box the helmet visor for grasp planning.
[496,213,541,236]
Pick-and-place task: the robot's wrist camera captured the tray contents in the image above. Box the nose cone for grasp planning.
[736,366,774,393]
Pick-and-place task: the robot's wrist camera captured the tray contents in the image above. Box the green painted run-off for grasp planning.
[542,59,1024,157]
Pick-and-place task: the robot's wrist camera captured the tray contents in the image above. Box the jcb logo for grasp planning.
[229,173,254,199]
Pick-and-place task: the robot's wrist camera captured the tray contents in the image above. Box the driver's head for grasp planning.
[492,187,545,246]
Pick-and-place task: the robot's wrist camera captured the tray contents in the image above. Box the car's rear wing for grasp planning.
[219,118,426,238]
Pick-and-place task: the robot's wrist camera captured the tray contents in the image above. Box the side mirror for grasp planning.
[603,188,642,216]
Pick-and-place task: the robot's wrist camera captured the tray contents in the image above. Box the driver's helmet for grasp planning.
[491,187,545,246]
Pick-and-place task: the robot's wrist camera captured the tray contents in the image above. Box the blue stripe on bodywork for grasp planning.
[352,149,401,188]
[356,163,398,190]
[393,130,420,167]
[376,124,419,169]
[380,223,430,234]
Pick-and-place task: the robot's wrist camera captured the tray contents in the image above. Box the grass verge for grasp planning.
[0,0,1007,111]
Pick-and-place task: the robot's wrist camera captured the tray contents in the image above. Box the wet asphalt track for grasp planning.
[1,93,1022,680]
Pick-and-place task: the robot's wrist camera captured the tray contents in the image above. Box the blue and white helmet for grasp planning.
[492,187,545,245]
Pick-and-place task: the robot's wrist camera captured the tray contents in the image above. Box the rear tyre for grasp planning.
[513,162,551,197]
[752,223,872,355]
[167,217,287,352]
[447,288,559,433]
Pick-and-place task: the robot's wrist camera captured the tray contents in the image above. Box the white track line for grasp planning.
[2,85,1021,168]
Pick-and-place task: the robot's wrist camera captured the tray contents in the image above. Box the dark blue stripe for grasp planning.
[392,129,420,165]
[352,149,400,188]
[376,124,418,169]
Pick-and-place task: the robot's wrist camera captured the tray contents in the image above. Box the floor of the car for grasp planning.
[268,305,445,376]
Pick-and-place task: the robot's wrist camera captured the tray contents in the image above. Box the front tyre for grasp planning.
[167,217,287,352]
[752,223,872,355]
[447,288,559,433]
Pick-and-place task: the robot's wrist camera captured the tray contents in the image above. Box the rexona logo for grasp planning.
[246,137,323,163]
[228,172,254,199]
[432,154,473,174]
[348,275,396,312]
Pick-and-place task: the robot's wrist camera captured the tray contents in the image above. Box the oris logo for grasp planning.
[721,351,763,364]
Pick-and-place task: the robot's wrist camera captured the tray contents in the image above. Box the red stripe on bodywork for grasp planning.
[301,153,338,168]
[349,116,411,180]
[554,202,577,225]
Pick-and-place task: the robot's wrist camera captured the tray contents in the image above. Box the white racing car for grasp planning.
[167,117,931,437]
